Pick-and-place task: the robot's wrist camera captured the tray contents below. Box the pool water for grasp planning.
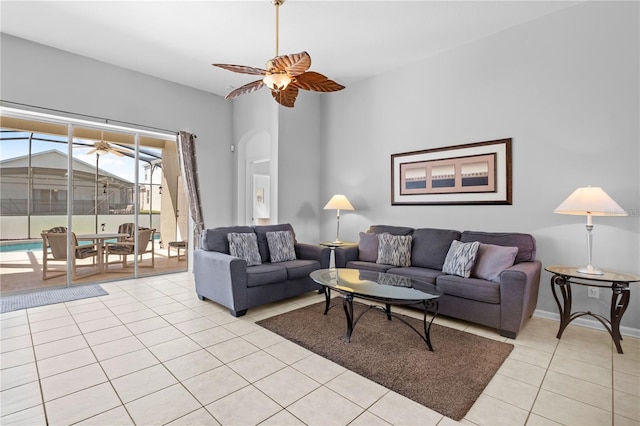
[0,234,160,252]
[0,242,44,252]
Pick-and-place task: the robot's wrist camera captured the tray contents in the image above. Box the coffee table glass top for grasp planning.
[310,268,441,302]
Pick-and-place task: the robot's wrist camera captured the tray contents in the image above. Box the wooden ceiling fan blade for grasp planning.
[212,64,267,76]
[272,52,311,76]
[111,150,125,157]
[271,86,299,107]
[225,80,265,100]
[292,71,345,92]
[87,148,97,155]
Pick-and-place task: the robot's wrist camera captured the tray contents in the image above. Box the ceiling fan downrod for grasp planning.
[272,0,285,57]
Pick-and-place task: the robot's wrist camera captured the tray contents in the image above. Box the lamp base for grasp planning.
[577,266,604,275]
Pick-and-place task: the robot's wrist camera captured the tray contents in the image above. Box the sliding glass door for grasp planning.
[0,110,188,295]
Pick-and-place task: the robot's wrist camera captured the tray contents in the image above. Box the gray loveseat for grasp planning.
[335,225,541,338]
[194,224,330,317]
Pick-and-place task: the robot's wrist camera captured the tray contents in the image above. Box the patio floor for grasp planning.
[0,242,188,295]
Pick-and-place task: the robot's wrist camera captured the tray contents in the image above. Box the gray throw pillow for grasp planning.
[472,243,519,282]
[227,232,262,266]
[266,230,297,263]
[358,232,379,262]
[377,233,412,267]
[442,240,480,278]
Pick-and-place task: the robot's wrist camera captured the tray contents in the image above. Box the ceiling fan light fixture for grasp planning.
[212,0,344,107]
[263,73,292,91]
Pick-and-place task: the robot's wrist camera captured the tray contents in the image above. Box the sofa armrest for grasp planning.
[335,246,359,268]
[193,249,248,316]
[498,260,542,338]
[295,243,331,269]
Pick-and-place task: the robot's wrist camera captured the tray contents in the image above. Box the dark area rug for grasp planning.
[257,300,513,421]
[1,285,108,313]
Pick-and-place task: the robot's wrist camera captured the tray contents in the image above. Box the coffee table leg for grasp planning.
[423,300,438,352]
[323,288,331,315]
[342,294,354,343]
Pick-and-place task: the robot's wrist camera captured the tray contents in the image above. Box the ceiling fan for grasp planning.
[213,0,345,107]
[86,132,128,157]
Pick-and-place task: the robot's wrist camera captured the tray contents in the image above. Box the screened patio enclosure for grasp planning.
[0,110,190,294]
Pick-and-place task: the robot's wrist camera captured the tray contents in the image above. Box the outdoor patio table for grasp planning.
[76,233,129,274]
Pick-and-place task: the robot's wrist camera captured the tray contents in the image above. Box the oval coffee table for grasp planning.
[310,268,442,351]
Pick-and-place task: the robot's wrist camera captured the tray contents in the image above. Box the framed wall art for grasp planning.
[391,138,512,205]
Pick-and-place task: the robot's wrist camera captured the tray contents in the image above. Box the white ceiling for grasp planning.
[1,1,580,98]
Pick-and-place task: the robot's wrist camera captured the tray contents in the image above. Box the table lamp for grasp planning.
[554,186,627,274]
[324,194,354,243]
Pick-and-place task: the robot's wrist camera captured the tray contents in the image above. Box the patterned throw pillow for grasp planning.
[376,233,412,267]
[227,232,262,266]
[266,230,297,263]
[442,240,480,278]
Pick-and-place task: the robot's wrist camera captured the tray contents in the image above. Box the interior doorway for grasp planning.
[238,129,276,226]
[252,165,270,225]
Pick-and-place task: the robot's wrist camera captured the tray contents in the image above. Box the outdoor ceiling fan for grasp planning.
[213,0,345,107]
[86,132,128,157]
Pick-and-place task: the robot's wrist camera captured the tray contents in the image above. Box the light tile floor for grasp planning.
[1,272,639,425]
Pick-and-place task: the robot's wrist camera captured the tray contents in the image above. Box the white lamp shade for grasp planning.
[324,194,354,211]
[554,187,627,217]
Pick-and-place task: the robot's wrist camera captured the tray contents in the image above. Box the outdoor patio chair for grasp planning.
[41,231,99,280]
[105,227,156,269]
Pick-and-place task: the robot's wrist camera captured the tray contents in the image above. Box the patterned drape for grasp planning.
[177,131,205,249]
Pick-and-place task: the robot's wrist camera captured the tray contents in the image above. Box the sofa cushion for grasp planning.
[266,230,297,262]
[442,240,480,278]
[436,274,501,304]
[472,243,518,282]
[368,225,414,236]
[358,232,379,262]
[201,226,254,253]
[377,234,412,267]
[246,263,288,287]
[227,232,262,266]
[411,228,462,270]
[254,224,296,263]
[346,260,394,272]
[386,267,442,285]
[277,259,321,280]
[461,231,536,264]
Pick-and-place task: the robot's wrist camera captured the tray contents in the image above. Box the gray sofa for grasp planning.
[194,224,330,317]
[335,225,541,338]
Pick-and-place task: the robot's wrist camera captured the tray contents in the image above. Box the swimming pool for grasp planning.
[0,241,43,252]
[0,234,161,252]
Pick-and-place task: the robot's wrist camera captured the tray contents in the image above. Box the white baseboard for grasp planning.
[533,309,640,339]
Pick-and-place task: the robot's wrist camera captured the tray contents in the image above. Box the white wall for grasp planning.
[232,89,323,243]
[0,34,234,229]
[278,91,323,243]
[322,1,640,330]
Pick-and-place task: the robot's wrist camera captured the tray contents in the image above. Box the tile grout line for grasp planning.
[25,307,50,426]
